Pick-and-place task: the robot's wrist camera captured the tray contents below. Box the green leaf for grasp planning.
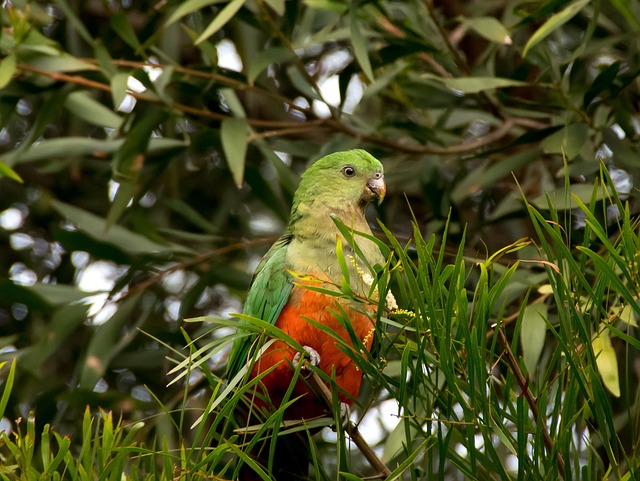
[423,74,528,93]
[602,128,640,168]
[0,53,16,89]
[221,117,251,188]
[23,53,97,72]
[51,200,192,255]
[111,12,143,53]
[522,0,590,57]
[304,0,348,13]
[520,303,548,375]
[195,0,246,45]
[531,184,607,211]
[53,0,95,45]
[0,160,23,183]
[0,358,16,420]
[610,0,640,32]
[220,88,247,117]
[619,304,638,327]
[64,91,123,129]
[541,123,588,160]
[592,327,620,397]
[264,0,285,15]
[247,47,295,84]
[21,303,90,374]
[349,7,374,82]
[286,65,322,100]
[20,283,92,305]
[164,0,227,27]
[110,72,130,109]
[452,148,541,203]
[79,294,142,390]
[2,137,186,167]
[463,16,512,45]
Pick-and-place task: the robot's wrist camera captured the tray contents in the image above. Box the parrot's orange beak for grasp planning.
[366,175,386,205]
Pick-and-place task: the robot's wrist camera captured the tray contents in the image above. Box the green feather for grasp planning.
[226,234,293,378]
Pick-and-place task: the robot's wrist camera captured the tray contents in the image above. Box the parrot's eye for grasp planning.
[341,165,357,178]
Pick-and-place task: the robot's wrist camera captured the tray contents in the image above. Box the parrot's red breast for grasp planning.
[250,282,374,420]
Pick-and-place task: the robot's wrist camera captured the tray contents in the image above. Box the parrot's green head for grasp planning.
[294,149,386,213]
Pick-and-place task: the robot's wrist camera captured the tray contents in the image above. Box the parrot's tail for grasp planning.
[240,431,310,480]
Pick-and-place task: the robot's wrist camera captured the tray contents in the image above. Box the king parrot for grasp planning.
[227,149,386,479]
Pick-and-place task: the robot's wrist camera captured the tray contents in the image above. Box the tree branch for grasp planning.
[497,328,566,479]
[306,370,392,478]
[17,63,540,156]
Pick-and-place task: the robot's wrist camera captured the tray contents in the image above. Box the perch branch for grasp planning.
[306,369,392,478]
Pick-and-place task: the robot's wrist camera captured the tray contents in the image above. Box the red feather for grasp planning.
[249,283,375,419]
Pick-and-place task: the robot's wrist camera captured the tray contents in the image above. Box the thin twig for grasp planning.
[126,237,277,297]
[497,328,566,479]
[306,370,392,478]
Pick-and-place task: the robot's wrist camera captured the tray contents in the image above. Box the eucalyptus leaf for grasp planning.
[0,53,16,89]
[0,161,23,183]
[164,0,227,27]
[195,0,246,45]
[463,16,512,45]
[541,123,588,160]
[592,327,621,397]
[522,0,590,57]
[51,200,193,255]
[423,74,528,93]
[350,8,374,82]
[64,91,123,129]
[521,303,548,375]
[247,47,295,84]
[221,117,251,188]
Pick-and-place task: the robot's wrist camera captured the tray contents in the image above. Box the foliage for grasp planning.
[1,0,640,479]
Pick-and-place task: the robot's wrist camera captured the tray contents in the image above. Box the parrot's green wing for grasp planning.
[227,234,294,379]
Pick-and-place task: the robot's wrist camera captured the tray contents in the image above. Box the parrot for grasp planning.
[227,149,387,480]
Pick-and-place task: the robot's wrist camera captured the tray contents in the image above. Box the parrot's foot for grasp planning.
[292,345,321,377]
[340,402,351,423]
[329,402,352,430]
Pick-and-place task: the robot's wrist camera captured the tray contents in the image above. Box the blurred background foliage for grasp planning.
[1,0,639,479]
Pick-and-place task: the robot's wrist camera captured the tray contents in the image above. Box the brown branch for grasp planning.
[16,63,540,156]
[306,370,392,478]
[126,237,277,297]
[497,328,566,479]
[86,58,313,117]
[327,116,517,155]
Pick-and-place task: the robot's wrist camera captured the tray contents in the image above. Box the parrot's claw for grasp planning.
[292,346,321,377]
[330,402,351,430]
[340,402,351,422]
